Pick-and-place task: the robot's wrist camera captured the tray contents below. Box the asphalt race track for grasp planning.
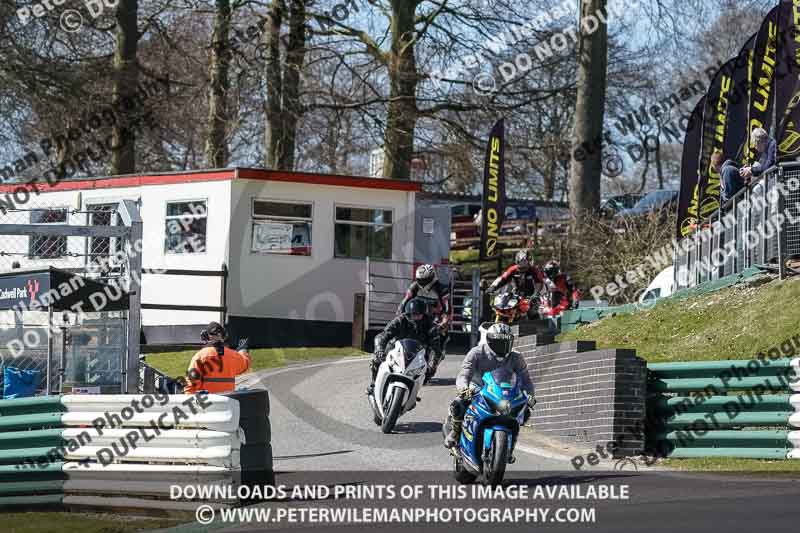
[208,355,800,533]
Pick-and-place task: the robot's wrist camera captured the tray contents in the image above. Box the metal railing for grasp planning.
[674,162,800,290]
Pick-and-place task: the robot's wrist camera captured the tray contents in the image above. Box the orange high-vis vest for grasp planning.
[183,346,251,394]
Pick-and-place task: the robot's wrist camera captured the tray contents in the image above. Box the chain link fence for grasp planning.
[0,195,141,396]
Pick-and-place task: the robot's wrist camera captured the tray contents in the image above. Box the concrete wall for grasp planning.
[519,338,647,457]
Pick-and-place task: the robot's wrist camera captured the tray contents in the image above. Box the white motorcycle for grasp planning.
[368,338,428,433]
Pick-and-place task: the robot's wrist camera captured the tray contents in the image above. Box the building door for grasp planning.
[414,205,451,279]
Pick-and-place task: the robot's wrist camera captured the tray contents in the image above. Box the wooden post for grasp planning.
[352,293,366,350]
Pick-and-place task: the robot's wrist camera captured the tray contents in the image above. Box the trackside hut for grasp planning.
[0,168,420,346]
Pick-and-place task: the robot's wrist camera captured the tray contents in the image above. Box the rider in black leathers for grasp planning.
[367,298,441,396]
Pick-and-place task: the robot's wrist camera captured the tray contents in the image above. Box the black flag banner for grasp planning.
[479,119,506,261]
[726,34,757,164]
[777,0,800,159]
[746,5,780,164]
[677,97,706,238]
[697,61,736,219]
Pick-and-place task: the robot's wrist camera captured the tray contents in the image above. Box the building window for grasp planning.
[30,208,67,259]
[165,200,207,254]
[334,206,393,259]
[251,200,312,256]
[87,204,120,265]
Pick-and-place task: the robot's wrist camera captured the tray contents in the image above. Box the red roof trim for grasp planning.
[0,168,420,194]
[0,170,234,194]
[236,168,421,192]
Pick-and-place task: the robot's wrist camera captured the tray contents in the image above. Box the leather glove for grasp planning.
[527,395,537,409]
[236,338,249,352]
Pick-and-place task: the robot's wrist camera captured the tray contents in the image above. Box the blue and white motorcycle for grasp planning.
[445,367,530,485]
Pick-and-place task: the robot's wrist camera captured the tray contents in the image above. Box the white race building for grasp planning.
[0,168,430,346]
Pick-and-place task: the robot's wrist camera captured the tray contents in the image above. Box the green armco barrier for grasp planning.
[649,376,795,393]
[0,395,64,416]
[662,411,792,429]
[648,359,796,378]
[0,480,64,496]
[652,394,793,414]
[0,413,64,432]
[657,430,791,448]
[0,447,65,466]
[0,429,64,451]
[0,462,65,483]
[666,447,789,459]
[0,494,62,507]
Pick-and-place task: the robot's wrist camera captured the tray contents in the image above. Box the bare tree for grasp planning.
[112,0,140,175]
[205,0,232,167]
[569,0,608,215]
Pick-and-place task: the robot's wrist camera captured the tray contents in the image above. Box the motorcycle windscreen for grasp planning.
[485,367,518,390]
[398,339,424,364]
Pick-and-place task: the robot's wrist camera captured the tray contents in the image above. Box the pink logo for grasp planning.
[27,279,40,304]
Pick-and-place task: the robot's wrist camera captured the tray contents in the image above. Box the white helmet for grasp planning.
[415,264,437,290]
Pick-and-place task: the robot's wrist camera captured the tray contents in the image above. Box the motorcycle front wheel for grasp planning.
[484,430,509,486]
[381,388,404,434]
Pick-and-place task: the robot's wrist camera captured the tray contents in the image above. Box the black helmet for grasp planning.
[201,321,226,343]
[544,260,561,279]
[485,323,514,360]
[405,298,428,321]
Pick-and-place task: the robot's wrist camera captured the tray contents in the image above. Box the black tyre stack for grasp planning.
[223,389,274,489]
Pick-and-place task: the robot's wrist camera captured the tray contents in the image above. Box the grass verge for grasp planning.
[661,457,800,474]
[144,346,367,378]
[558,276,800,363]
[4,512,180,533]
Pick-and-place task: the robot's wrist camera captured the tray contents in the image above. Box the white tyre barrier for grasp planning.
[62,428,242,468]
[63,462,241,500]
[789,412,800,429]
[60,394,240,433]
[792,359,800,392]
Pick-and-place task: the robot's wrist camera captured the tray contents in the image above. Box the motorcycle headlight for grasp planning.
[497,399,512,415]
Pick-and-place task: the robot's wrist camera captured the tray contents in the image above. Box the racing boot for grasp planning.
[366,358,380,396]
[444,418,462,449]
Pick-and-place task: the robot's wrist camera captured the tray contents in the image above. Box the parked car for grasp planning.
[614,190,678,220]
[600,193,644,217]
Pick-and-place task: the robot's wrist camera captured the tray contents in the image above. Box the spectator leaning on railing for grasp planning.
[712,150,743,203]
[739,127,777,184]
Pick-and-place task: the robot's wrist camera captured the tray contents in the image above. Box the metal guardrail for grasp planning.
[647,358,800,459]
[674,162,800,290]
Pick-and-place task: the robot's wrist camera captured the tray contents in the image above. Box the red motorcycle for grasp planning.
[491,286,532,324]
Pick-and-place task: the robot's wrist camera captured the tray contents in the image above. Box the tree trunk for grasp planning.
[263,0,306,170]
[205,0,232,168]
[111,0,139,175]
[263,0,285,169]
[382,0,419,180]
[654,129,664,189]
[278,0,307,170]
[568,0,608,216]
